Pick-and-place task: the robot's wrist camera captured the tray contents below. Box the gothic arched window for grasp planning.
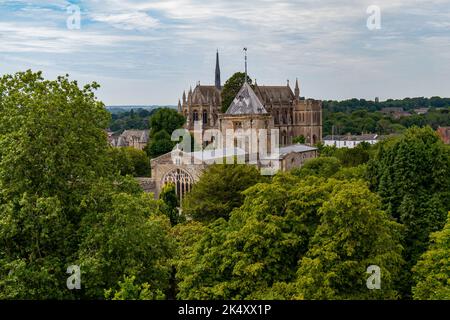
[162,168,194,201]
[193,110,199,121]
[203,111,208,125]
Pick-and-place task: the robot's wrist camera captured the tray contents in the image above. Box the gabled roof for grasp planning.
[226,82,268,115]
[254,85,294,104]
[120,130,149,143]
[191,85,221,106]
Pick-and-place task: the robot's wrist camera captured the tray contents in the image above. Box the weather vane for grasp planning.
[243,48,248,84]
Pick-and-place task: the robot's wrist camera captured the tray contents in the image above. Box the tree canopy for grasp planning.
[182,163,264,222]
[412,212,450,300]
[149,108,185,137]
[109,147,150,177]
[367,126,450,297]
[0,71,174,299]
[176,175,404,300]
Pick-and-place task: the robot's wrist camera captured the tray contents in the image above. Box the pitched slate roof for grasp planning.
[191,85,221,106]
[254,85,294,104]
[226,82,268,115]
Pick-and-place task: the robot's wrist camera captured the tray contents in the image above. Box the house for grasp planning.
[380,107,411,119]
[414,108,429,115]
[323,133,380,148]
[109,129,150,150]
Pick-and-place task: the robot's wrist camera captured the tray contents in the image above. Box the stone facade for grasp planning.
[149,150,206,199]
[146,143,317,199]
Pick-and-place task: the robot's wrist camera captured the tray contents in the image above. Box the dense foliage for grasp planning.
[182,163,264,222]
[176,175,403,299]
[323,101,450,136]
[109,108,159,133]
[144,108,186,159]
[412,212,450,300]
[367,127,450,297]
[108,147,150,177]
[0,71,174,299]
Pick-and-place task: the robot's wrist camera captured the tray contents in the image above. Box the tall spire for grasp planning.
[295,78,300,99]
[215,50,221,90]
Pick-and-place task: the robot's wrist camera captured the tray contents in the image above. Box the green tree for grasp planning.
[221,72,253,113]
[0,71,111,299]
[0,71,173,300]
[176,175,403,300]
[149,108,185,137]
[78,189,174,299]
[412,212,450,300]
[159,182,182,226]
[367,126,450,297]
[177,174,332,299]
[104,275,165,300]
[182,163,263,222]
[292,157,342,178]
[109,147,150,177]
[295,181,404,299]
[145,130,175,158]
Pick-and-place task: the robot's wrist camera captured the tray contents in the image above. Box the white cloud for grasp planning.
[0,22,154,53]
[90,12,159,30]
[1,0,450,104]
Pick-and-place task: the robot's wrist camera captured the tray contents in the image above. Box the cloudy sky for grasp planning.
[1,0,449,105]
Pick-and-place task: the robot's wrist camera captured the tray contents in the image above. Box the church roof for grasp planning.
[192,85,221,106]
[254,85,294,104]
[226,82,268,115]
[121,130,150,142]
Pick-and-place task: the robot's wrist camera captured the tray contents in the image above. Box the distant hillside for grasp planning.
[107,106,176,133]
[323,97,450,113]
[323,98,450,136]
[106,105,177,114]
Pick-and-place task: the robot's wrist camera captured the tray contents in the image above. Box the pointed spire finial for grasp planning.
[215,50,221,90]
[295,78,300,99]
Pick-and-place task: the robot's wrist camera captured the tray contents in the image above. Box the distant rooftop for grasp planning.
[323,134,379,141]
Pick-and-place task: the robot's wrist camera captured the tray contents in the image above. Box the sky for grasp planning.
[1,0,450,105]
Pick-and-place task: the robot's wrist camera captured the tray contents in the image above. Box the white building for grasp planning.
[323,134,379,148]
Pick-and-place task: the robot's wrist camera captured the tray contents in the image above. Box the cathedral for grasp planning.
[178,51,323,146]
[142,52,323,200]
